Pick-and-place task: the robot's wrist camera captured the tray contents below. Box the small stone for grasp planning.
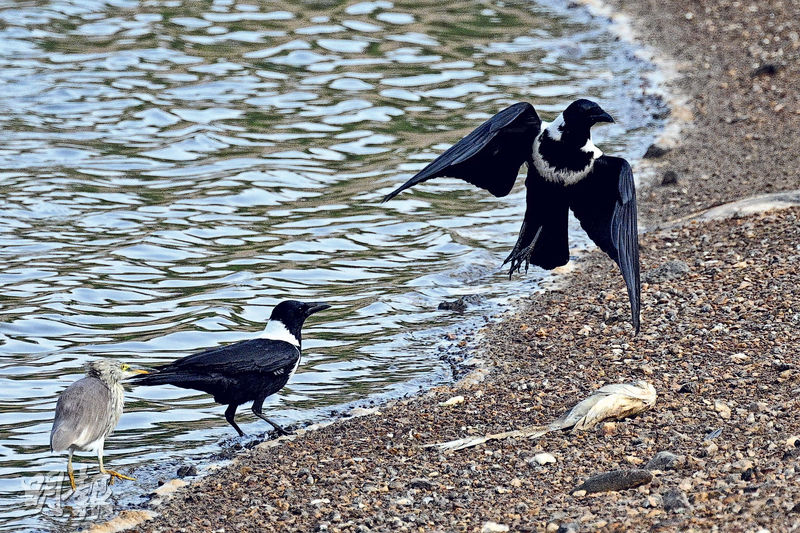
[177,465,198,478]
[532,452,557,465]
[662,488,691,512]
[601,422,617,435]
[510,478,523,488]
[646,451,680,471]
[438,396,465,407]
[661,170,679,186]
[408,478,434,490]
[678,382,698,393]
[556,523,579,533]
[643,144,670,159]
[395,497,413,506]
[481,521,510,533]
[645,260,689,283]
[752,63,781,77]
[715,401,732,420]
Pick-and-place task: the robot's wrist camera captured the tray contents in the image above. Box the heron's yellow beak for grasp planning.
[130,369,149,375]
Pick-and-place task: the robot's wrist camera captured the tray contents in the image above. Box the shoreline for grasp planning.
[107,0,800,530]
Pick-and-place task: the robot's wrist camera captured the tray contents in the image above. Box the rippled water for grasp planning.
[0,0,664,530]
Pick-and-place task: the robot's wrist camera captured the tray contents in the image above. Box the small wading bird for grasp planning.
[383,99,640,332]
[50,359,148,490]
[133,300,330,437]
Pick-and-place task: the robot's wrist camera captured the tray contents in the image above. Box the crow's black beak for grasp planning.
[305,302,331,316]
[591,109,615,124]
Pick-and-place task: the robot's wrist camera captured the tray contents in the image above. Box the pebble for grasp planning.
[481,521,510,533]
[715,400,732,419]
[661,169,679,185]
[438,395,465,407]
[177,465,197,477]
[644,260,689,282]
[646,451,681,471]
[662,488,691,512]
[643,143,670,158]
[532,452,557,465]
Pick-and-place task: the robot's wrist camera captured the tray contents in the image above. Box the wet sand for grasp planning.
[127,0,800,531]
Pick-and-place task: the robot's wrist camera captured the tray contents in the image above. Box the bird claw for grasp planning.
[103,469,136,483]
[503,243,535,279]
[502,226,541,279]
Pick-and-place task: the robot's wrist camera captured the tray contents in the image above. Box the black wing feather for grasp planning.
[135,338,299,384]
[382,102,541,201]
[567,156,640,333]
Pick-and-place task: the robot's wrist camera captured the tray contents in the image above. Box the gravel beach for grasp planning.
[126,1,800,531]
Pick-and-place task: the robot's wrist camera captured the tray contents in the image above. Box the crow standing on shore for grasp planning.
[133,300,330,436]
[383,99,640,333]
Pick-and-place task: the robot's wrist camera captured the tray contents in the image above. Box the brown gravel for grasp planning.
[130,1,800,531]
[603,0,800,227]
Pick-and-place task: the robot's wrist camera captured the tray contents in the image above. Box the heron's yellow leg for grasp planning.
[98,453,135,484]
[67,453,76,491]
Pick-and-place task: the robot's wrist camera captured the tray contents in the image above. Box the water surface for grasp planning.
[0,0,664,530]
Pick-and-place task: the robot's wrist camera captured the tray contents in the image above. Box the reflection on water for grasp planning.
[0,0,663,530]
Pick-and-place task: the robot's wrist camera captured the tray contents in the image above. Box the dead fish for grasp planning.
[426,380,656,451]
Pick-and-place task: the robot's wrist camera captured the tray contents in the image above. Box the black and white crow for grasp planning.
[133,300,330,436]
[383,99,640,332]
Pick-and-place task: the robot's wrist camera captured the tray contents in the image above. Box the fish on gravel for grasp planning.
[426,380,657,451]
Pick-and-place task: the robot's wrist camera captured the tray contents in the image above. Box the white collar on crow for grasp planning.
[531,114,603,185]
[259,319,300,347]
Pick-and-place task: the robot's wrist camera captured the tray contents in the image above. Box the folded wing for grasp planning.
[382,102,541,201]
[567,156,641,333]
[135,338,300,385]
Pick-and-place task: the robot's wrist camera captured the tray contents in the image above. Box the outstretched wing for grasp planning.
[382,102,541,201]
[567,156,640,333]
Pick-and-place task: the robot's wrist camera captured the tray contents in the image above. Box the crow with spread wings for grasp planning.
[383,99,640,333]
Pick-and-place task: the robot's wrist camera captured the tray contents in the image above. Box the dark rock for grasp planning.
[557,523,579,533]
[752,63,782,77]
[741,468,754,482]
[646,451,680,471]
[644,260,690,283]
[704,428,722,441]
[661,170,679,185]
[177,465,198,478]
[571,469,653,495]
[643,144,670,159]
[678,382,698,393]
[662,488,691,512]
[408,478,435,490]
[438,295,482,313]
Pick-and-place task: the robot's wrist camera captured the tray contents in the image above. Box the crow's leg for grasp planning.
[224,404,245,437]
[252,398,291,436]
